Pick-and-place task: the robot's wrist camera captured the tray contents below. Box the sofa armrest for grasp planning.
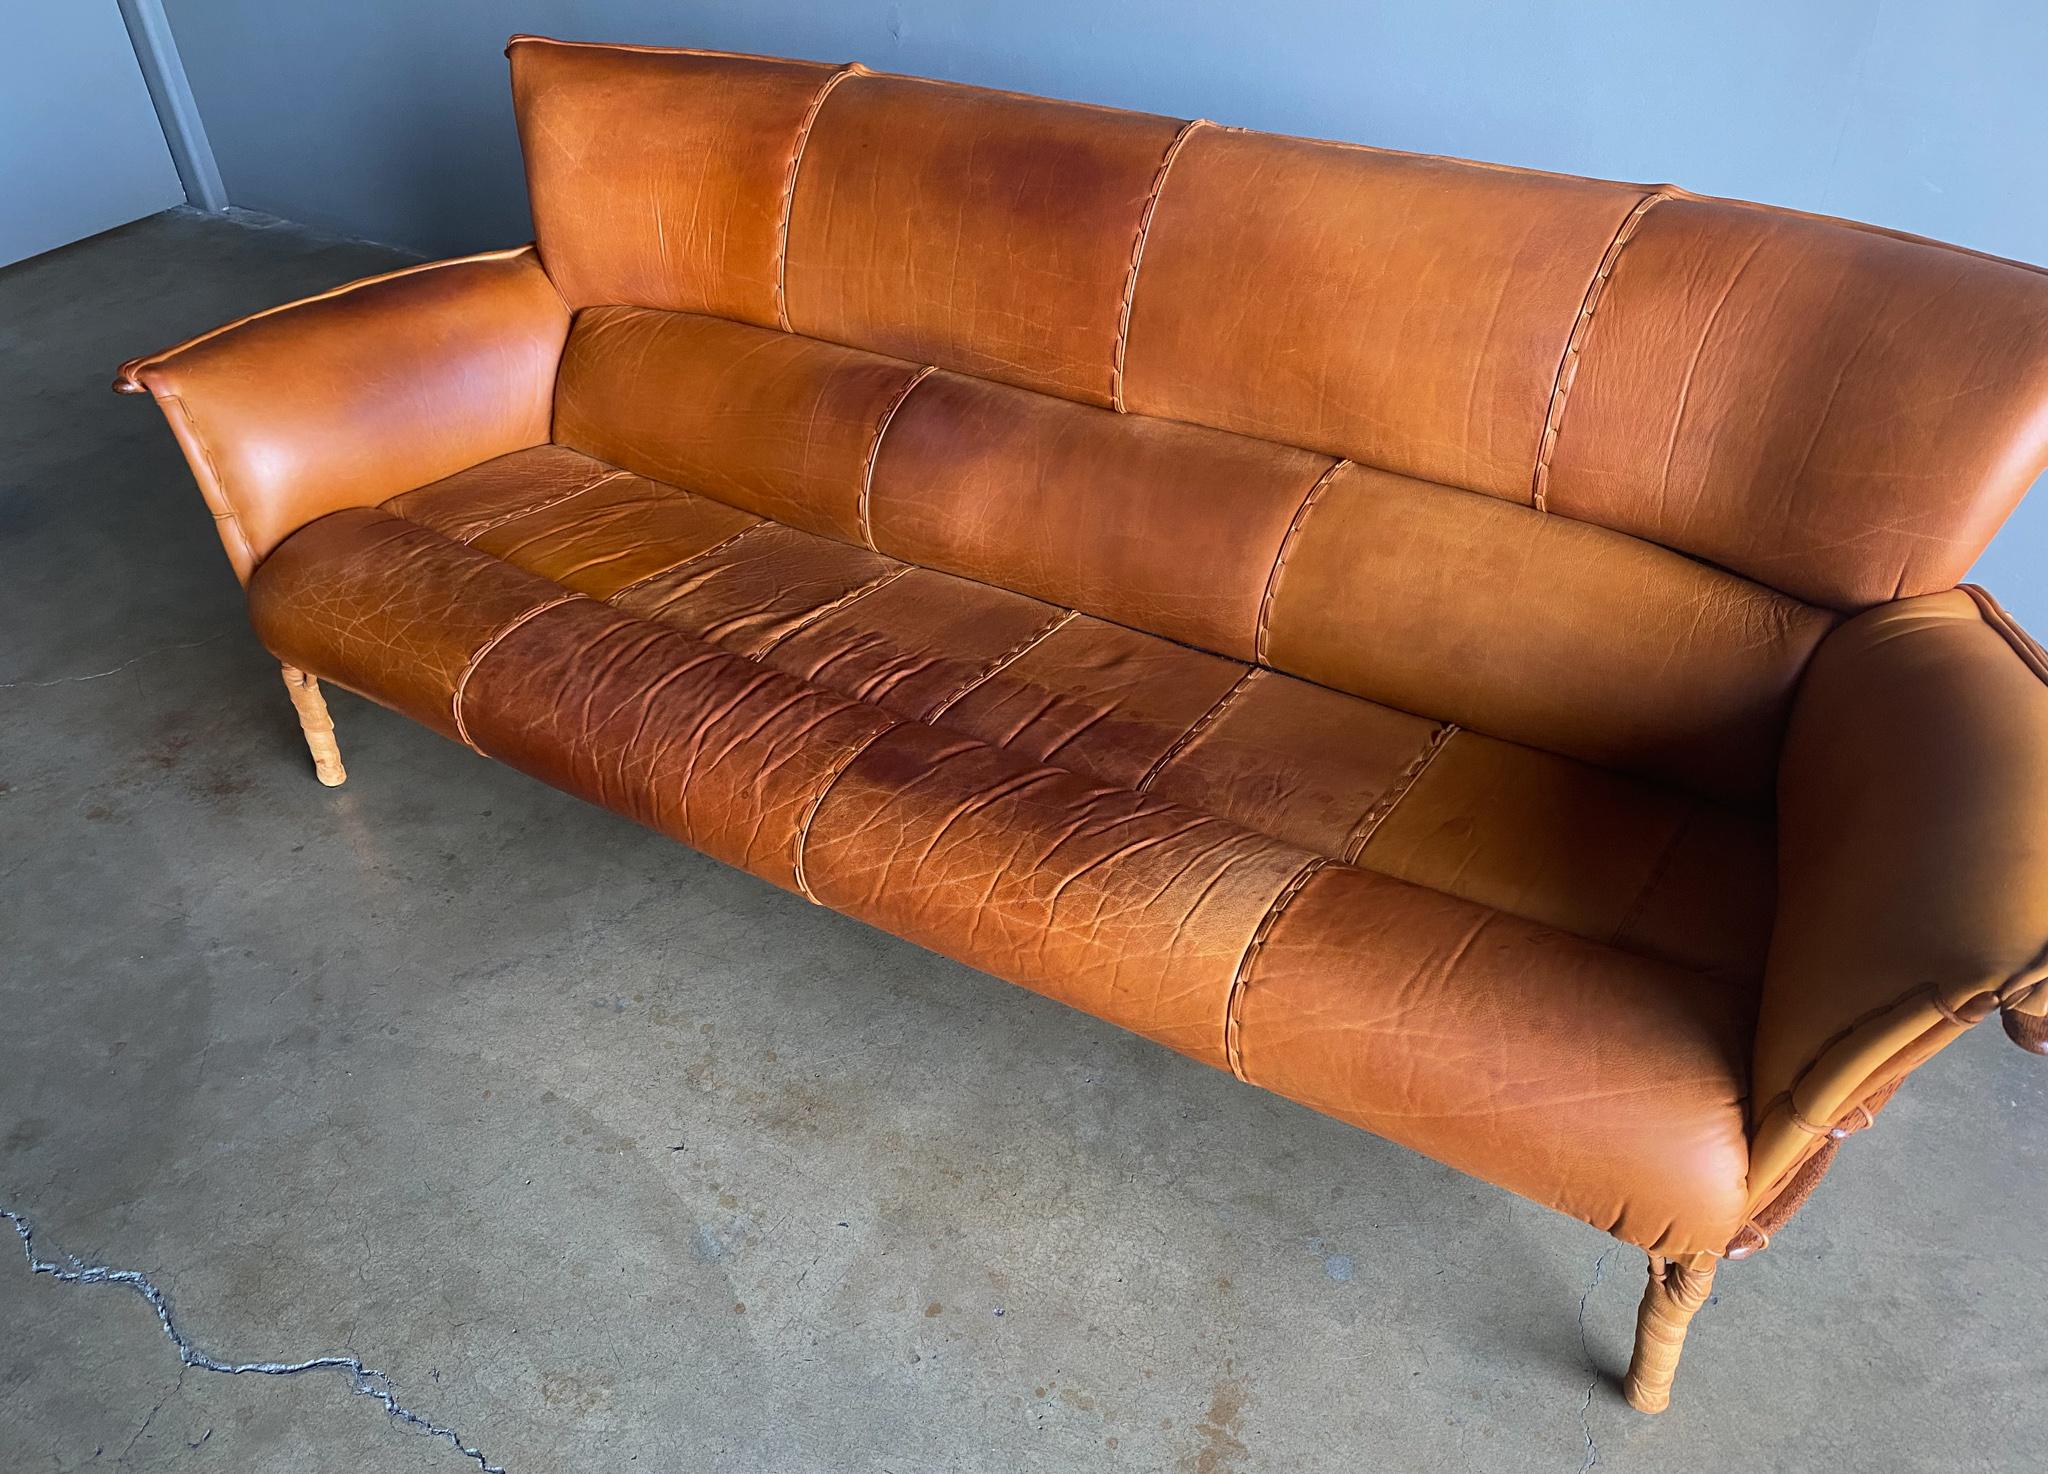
[115,246,570,582]
[1749,586,2048,1208]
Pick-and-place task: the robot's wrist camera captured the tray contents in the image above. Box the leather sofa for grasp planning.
[115,35,2048,1414]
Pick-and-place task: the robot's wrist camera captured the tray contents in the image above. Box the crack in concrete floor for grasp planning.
[1573,1247,1617,1473]
[3,1205,506,1472]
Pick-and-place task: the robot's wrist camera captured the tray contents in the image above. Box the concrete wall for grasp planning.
[156,0,2048,616]
[4,2,185,267]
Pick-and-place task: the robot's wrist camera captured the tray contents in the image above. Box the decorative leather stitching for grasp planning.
[924,607,1078,720]
[1255,460,1348,665]
[156,394,255,571]
[1340,721,1457,863]
[1530,188,1668,511]
[1111,118,1207,412]
[776,65,860,332]
[450,594,580,750]
[1138,668,1259,792]
[1222,857,1328,1081]
[603,520,766,603]
[790,722,900,903]
[858,365,936,548]
[453,468,631,544]
[758,564,912,655]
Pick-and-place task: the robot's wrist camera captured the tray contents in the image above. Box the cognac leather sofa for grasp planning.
[115,35,2048,1414]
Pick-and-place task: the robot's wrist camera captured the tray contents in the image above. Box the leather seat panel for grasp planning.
[760,565,1059,722]
[1236,863,1752,1254]
[937,614,1247,788]
[553,307,923,543]
[1357,731,1775,978]
[868,368,1331,658]
[1147,669,1443,859]
[802,721,1317,1065]
[611,521,899,658]
[467,471,759,599]
[783,72,1183,406]
[248,508,573,741]
[1262,462,1835,799]
[384,444,621,541]
[460,597,896,890]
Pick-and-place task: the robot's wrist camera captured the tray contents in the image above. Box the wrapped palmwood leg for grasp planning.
[279,663,345,786]
[1623,1254,1717,1413]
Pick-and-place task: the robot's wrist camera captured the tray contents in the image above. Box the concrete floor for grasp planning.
[1,207,2042,1473]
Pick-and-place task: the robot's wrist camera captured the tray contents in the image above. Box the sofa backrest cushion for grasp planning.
[516,36,2048,797]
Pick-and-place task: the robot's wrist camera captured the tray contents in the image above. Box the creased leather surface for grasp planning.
[1237,863,1752,1253]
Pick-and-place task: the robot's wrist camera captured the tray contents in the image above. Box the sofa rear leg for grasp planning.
[1622,1253,1717,1413]
[278,663,346,786]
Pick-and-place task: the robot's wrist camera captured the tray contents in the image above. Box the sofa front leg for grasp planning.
[278,663,346,786]
[1622,1253,1717,1413]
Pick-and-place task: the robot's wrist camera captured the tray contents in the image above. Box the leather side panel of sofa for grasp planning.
[1120,123,1648,500]
[1545,199,2048,611]
[511,38,840,323]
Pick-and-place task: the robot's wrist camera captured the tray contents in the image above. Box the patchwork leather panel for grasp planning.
[384,444,620,542]
[553,307,922,542]
[248,509,573,741]
[1122,125,1644,499]
[1547,198,2048,611]
[938,614,1246,788]
[466,474,759,600]
[1357,732,1776,979]
[1235,863,1753,1255]
[1261,463,1835,799]
[510,39,839,321]
[868,369,1330,658]
[802,722,1315,1066]
[760,565,1059,721]
[1146,669,1442,859]
[611,521,897,657]
[784,72,1182,405]
[460,597,895,890]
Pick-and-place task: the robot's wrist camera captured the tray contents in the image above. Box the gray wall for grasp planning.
[4,2,185,267]
[157,0,2047,615]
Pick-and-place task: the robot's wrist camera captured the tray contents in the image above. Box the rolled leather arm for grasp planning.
[1748,586,2048,1206]
[115,246,570,582]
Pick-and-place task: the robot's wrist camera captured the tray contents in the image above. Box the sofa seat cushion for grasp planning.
[385,445,1777,982]
[252,483,1754,1255]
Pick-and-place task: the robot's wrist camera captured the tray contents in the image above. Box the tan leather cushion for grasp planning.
[251,453,1760,1254]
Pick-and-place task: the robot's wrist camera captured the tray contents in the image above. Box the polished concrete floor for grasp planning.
[2,207,2043,1473]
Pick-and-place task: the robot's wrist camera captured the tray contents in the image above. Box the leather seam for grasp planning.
[1531,188,1667,511]
[857,364,937,549]
[790,721,900,903]
[603,520,766,604]
[451,468,631,544]
[1138,667,1259,792]
[776,65,859,332]
[1608,805,1695,947]
[1111,117,1207,412]
[450,594,580,751]
[1340,721,1457,863]
[924,607,1077,720]
[156,393,255,570]
[1961,583,2048,684]
[758,564,912,656]
[1222,856,1328,1082]
[1255,459,1348,665]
